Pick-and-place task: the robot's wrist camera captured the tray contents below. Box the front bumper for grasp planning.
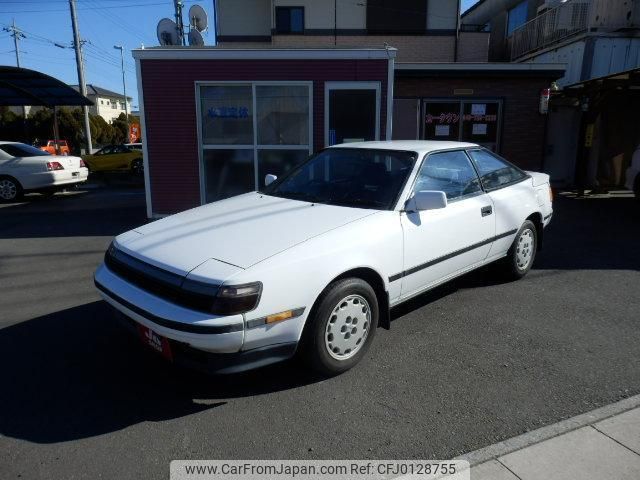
[113,308,297,374]
[94,263,244,353]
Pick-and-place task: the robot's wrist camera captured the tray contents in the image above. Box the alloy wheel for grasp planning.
[516,228,534,270]
[324,294,371,361]
[0,179,17,200]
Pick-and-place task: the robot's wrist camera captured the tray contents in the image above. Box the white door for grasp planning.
[466,149,533,259]
[397,149,496,300]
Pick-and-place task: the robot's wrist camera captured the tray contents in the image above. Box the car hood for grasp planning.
[115,192,377,274]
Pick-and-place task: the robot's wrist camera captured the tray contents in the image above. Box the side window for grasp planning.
[467,149,527,190]
[414,150,482,201]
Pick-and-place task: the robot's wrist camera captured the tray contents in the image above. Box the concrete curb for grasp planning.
[455,394,640,466]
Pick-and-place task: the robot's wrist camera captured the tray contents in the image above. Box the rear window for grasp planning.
[0,144,51,157]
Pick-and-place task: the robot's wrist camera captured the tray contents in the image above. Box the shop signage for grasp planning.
[208,106,250,119]
[426,113,497,124]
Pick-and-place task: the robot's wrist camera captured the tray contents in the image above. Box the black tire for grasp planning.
[131,158,143,176]
[0,175,23,202]
[300,278,378,376]
[500,220,537,280]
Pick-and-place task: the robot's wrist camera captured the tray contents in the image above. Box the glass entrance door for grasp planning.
[325,82,380,146]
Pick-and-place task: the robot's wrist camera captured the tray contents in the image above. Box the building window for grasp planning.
[100,100,104,105]
[507,0,528,36]
[422,99,502,152]
[120,102,126,110]
[199,83,312,203]
[275,7,304,34]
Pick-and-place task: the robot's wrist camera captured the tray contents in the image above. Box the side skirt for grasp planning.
[389,252,508,309]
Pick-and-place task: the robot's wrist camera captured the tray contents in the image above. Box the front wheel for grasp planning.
[500,220,537,280]
[300,278,378,376]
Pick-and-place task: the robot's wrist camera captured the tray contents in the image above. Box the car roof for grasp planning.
[329,140,479,154]
[0,141,21,145]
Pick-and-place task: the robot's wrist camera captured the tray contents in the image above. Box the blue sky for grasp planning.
[0,0,215,109]
[1,0,479,109]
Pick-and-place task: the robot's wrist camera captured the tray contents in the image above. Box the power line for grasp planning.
[1,2,169,13]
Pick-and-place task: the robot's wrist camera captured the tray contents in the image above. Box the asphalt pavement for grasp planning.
[1,187,639,480]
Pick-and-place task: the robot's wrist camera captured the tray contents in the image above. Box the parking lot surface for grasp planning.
[1,187,639,479]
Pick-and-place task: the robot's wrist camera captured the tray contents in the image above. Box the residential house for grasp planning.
[72,84,132,124]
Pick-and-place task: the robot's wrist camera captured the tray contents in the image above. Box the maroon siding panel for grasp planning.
[395,76,551,171]
[140,59,389,215]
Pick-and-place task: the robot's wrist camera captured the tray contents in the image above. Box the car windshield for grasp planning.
[260,148,417,210]
[0,143,50,157]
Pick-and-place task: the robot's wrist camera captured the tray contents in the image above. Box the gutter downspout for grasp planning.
[454,0,461,62]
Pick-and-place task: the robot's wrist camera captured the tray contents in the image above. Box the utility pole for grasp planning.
[69,0,93,154]
[113,45,129,142]
[3,20,27,118]
[174,0,185,46]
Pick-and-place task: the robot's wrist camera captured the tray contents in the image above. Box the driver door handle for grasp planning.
[481,205,493,217]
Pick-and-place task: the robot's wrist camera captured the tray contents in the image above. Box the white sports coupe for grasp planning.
[95,141,553,375]
[0,141,88,201]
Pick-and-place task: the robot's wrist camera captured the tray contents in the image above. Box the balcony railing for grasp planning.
[509,0,635,60]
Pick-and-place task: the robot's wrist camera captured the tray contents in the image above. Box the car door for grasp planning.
[398,149,496,300]
[111,145,135,169]
[466,149,532,260]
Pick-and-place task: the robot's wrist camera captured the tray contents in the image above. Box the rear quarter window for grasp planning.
[467,149,528,190]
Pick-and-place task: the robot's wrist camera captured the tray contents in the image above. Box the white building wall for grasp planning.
[591,37,640,79]
[527,40,586,86]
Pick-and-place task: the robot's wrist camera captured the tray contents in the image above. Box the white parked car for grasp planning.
[0,141,88,201]
[95,141,553,375]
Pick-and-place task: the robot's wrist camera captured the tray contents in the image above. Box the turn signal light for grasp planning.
[46,161,64,171]
[265,310,294,324]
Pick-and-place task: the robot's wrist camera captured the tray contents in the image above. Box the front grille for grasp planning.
[104,244,219,313]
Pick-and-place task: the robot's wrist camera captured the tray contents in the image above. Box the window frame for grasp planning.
[421,97,503,152]
[274,6,305,34]
[324,81,381,147]
[195,81,313,205]
[409,148,485,204]
[465,147,530,192]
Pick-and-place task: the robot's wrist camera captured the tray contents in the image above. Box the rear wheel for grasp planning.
[0,176,23,202]
[131,158,143,176]
[300,278,378,376]
[499,220,537,280]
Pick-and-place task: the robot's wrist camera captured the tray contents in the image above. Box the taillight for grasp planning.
[548,185,553,203]
[46,161,64,171]
[79,159,86,168]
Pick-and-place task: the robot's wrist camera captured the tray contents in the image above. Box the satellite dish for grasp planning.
[157,18,179,46]
[189,4,208,32]
[188,29,205,47]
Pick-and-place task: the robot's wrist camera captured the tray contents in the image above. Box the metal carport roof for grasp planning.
[0,66,93,107]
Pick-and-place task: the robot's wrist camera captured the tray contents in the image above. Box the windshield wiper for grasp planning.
[328,198,386,209]
[273,191,325,203]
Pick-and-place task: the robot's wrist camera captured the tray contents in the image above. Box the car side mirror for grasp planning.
[264,174,277,186]
[405,190,447,212]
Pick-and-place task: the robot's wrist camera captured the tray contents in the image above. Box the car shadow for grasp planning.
[0,301,318,444]
[0,188,146,239]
